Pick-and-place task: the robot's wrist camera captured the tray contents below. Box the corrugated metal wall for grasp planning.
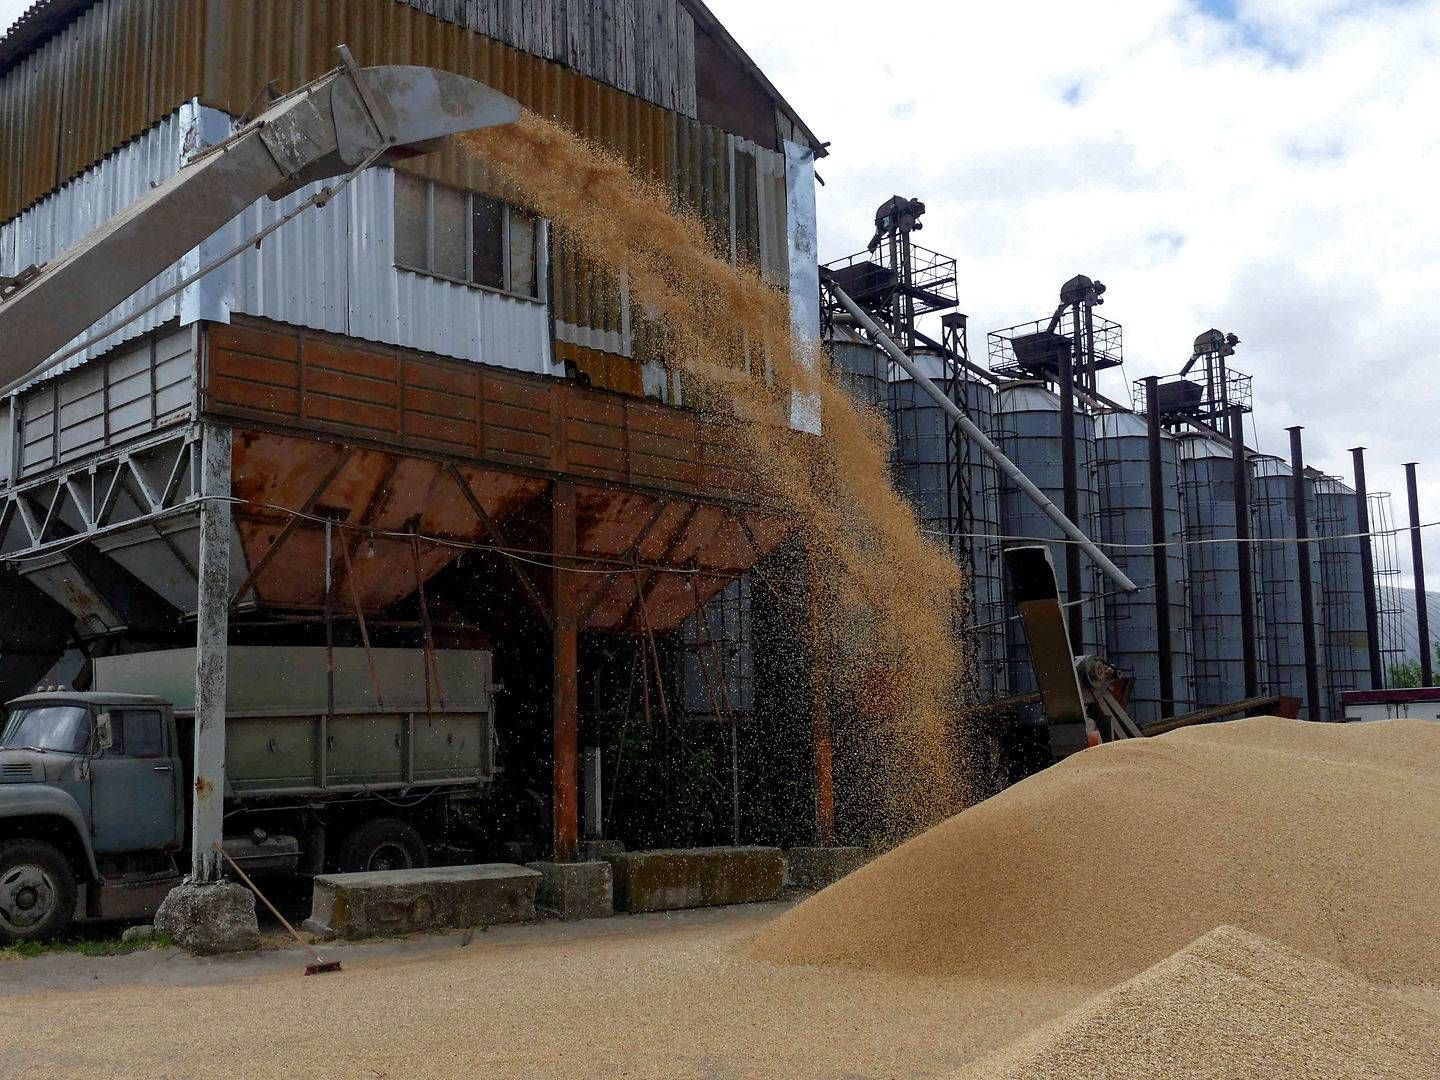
[396,0,699,118]
[0,0,797,394]
[0,103,196,372]
[0,0,205,222]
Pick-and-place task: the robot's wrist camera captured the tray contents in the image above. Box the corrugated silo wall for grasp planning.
[829,337,887,414]
[1096,413,1194,723]
[1314,477,1372,714]
[991,384,1104,695]
[1178,434,1272,709]
[889,362,1007,700]
[1251,456,1331,719]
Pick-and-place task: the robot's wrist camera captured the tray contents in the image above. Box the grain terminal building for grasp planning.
[0,0,825,869]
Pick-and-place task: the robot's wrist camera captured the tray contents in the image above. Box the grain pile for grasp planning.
[951,926,1440,1080]
[463,114,976,834]
[747,717,1440,987]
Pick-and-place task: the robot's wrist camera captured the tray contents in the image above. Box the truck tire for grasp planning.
[0,839,77,945]
[337,819,428,874]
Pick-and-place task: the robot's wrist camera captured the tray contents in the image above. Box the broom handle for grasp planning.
[213,842,326,963]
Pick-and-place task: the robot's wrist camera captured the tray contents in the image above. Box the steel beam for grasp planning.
[190,424,231,881]
[1230,406,1260,699]
[1405,463,1432,686]
[1350,447,1384,688]
[1288,427,1322,719]
[1145,379,1174,718]
[552,479,580,862]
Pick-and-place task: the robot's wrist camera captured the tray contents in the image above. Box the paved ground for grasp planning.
[0,902,1092,1079]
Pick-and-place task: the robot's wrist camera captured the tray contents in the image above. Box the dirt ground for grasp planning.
[4,902,1098,1079]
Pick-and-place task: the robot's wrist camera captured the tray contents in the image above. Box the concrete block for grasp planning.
[607,847,785,914]
[304,863,540,940]
[578,839,626,862]
[154,880,259,955]
[785,846,868,890]
[527,861,613,921]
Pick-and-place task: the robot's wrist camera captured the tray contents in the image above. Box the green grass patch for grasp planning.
[0,930,173,961]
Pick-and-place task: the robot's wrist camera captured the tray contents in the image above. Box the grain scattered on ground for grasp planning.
[950,925,1440,1080]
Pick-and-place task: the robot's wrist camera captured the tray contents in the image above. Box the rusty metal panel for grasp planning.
[0,0,204,223]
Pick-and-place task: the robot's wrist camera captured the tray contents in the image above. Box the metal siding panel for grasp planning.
[0,107,191,381]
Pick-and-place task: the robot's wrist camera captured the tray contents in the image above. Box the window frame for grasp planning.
[394,175,548,306]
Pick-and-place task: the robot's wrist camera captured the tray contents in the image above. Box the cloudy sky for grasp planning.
[710,0,1440,579]
[1,0,1436,577]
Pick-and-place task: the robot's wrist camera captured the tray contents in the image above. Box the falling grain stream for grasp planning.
[463,113,977,837]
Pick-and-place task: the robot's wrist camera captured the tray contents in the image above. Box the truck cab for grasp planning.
[0,692,184,943]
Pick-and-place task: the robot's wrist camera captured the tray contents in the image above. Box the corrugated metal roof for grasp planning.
[0,0,97,75]
[0,0,824,155]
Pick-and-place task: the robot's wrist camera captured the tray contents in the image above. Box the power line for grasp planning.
[923,519,1440,552]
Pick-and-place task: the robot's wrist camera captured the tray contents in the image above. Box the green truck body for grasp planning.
[0,647,496,943]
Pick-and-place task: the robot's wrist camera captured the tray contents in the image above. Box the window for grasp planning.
[109,710,165,758]
[0,705,90,754]
[394,174,544,301]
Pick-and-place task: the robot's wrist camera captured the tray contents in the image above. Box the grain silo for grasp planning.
[1176,431,1271,710]
[828,328,888,413]
[1313,476,1372,716]
[891,349,1007,697]
[1251,455,1330,719]
[992,382,1105,693]
[1095,410,1194,722]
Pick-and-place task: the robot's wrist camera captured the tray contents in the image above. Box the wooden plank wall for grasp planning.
[204,318,758,505]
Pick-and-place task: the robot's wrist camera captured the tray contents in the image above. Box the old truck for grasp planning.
[0,646,496,943]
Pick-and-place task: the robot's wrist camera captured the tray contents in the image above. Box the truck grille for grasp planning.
[1,762,35,777]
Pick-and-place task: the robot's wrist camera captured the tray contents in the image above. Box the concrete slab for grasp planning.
[304,863,540,940]
[528,861,613,921]
[607,847,785,914]
[785,846,868,890]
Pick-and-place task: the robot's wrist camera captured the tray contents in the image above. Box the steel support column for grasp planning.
[1061,306,1084,647]
[552,479,580,862]
[1145,379,1174,717]
[808,565,836,846]
[1230,407,1260,699]
[1350,448,1384,688]
[190,423,231,881]
[1405,463,1432,686]
[1288,427,1322,719]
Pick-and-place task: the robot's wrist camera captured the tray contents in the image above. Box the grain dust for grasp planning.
[747,717,1440,987]
[952,925,1440,1079]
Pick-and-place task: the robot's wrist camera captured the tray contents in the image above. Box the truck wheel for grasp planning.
[337,819,428,874]
[0,840,77,945]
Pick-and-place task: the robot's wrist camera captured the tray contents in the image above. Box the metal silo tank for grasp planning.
[1313,476,1372,715]
[1177,432,1271,709]
[827,329,887,413]
[1095,411,1194,723]
[991,382,1104,695]
[890,350,1007,699]
[1251,455,1330,719]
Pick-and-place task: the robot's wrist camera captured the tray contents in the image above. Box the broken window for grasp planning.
[393,173,544,301]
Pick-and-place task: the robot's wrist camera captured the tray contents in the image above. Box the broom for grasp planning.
[214,842,343,976]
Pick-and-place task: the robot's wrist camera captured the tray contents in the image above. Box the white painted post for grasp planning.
[190,422,231,881]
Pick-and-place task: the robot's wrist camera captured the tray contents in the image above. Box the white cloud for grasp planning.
[712,0,1440,588]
